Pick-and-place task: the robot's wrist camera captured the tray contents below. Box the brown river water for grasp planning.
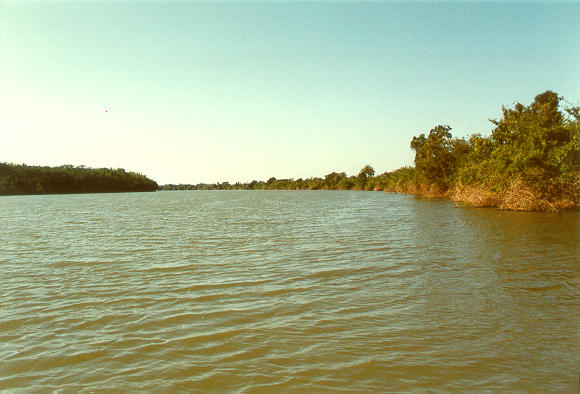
[0,190,578,392]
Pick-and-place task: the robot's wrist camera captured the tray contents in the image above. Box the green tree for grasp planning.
[410,125,456,190]
[482,91,579,200]
[324,172,346,189]
[337,177,354,190]
[358,165,375,178]
[354,165,375,190]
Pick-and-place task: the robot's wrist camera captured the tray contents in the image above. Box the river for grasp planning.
[1,191,578,391]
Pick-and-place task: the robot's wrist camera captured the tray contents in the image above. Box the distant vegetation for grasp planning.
[162,91,579,211]
[0,164,158,195]
[3,91,577,210]
[160,164,418,193]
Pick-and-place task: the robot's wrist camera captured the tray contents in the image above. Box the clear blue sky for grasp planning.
[1,1,579,184]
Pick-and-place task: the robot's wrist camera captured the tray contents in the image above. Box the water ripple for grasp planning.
[0,191,578,391]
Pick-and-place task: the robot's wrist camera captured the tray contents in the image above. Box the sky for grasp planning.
[1,1,579,185]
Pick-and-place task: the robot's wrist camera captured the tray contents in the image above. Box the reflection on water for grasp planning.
[0,191,578,391]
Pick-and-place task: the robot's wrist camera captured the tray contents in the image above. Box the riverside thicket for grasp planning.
[162,91,579,211]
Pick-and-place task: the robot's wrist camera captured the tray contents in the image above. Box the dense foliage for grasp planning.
[410,91,579,210]
[0,164,158,195]
[161,91,579,211]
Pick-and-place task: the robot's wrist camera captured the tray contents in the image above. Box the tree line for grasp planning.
[0,164,158,195]
[160,164,398,192]
[161,91,579,211]
[4,91,577,210]
[160,164,418,193]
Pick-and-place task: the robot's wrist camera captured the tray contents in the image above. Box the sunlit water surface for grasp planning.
[1,191,578,391]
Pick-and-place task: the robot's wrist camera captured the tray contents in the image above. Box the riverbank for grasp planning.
[6,91,577,210]
[0,163,158,195]
[402,91,579,212]
[380,180,578,213]
[162,90,579,212]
